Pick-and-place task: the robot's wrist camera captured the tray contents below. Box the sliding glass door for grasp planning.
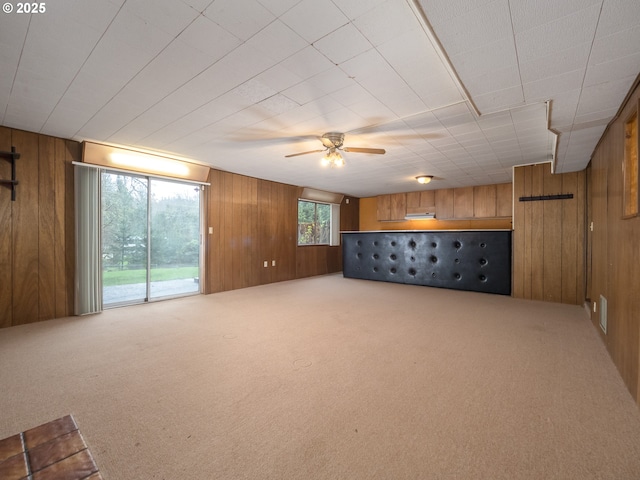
[102,172,201,307]
[149,179,201,300]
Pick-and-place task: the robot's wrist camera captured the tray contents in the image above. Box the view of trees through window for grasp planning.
[298,200,331,245]
[102,172,201,305]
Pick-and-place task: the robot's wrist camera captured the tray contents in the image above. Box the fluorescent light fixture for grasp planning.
[300,187,344,204]
[110,152,190,176]
[82,142,210,182]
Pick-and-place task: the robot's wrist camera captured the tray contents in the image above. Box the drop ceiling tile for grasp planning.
[306,67,357,96]
[123,38,222,102]
[451,37,518,84]
[573,108,620,127]
[339,48,393,80]
[351,0,417,47]
[177,15,243,60]
[515,4,601,63]
[283,82,328,105]
[418,0,498,26]
[523,69,585,102]
[333,0,388,20]
[421,88,466,110]
[204,0,275,41]
[258,94,300,115]
[509,0,601,34]
[519,43,591,84]
[589,25,640,65]
[123,0,198,37]
[583,54,640,88]
[243,20,308,66]
[178,43,277,106]
[313,24,372,65]
[473,86,525,113]
[342,98,397,124]
[478,111,518,129]
[403,111,443,130]
[576,75,638,115]
[280,0,349,44]
[280,46,336,81]
[463,66,521,97]
[256,0,301,17]
[253,64,303,93]
[428,0,511,57]
[330,83,376,107]
[595,0,640,37]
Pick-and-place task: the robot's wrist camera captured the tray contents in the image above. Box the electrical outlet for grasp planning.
[208,227,213,234]
[272,260,276,266]
[263,261,268,268]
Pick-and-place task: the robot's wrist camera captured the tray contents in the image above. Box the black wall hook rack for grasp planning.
[519,193,573,202]
[0,146,20,201]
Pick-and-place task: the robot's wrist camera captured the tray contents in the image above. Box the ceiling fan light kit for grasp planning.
[321,148,345,168]
[416,175,433,184]
[285,132,386,167]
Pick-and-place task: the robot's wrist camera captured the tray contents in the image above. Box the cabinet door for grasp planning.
[454,187,474,218]
[420,190,435,209]
[435,188,454,219]
[496,182,513,217]
[473,184,497,217]
[390,193,406,220]
[406,191,421,211]
[376,194,391,221]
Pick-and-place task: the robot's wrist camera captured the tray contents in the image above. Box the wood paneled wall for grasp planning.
[204,169,359,293]
[588,76,640,404]
[512,163,586,305]
[0,126,77,327]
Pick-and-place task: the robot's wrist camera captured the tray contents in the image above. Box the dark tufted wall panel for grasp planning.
[342,231,512,295]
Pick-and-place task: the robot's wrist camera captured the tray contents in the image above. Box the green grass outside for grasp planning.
[103,266,198,287]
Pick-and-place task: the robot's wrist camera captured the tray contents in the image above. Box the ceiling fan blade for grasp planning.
[342,147,386,154]
[284,149,325,158]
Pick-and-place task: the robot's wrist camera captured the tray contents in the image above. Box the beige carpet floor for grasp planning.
[1,274,640,479]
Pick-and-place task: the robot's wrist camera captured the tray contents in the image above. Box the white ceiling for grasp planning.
[1,0,638,197]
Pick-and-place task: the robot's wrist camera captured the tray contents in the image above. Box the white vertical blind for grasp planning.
[75,165,103,315]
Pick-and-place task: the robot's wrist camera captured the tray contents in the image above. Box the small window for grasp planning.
[623,109,638,218]
[298,200,331,245]
[297,199,341,246]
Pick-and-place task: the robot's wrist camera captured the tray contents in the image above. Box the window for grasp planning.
[298,200,331,245]
[623,109,638,218]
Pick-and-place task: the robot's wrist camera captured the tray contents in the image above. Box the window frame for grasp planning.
[297,199,340,246]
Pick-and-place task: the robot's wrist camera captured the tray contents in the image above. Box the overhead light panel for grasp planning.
[82,141,210,182]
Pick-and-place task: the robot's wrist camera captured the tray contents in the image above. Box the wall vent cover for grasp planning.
[599,295,608,334]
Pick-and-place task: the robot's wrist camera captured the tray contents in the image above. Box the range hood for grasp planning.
[404,212,436,220]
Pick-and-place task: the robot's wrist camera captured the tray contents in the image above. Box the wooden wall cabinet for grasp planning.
[433,183,513,219]
[376,193,406,221]
[406,190,435,214]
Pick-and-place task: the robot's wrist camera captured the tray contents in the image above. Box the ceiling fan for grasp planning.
[284,132,385,167]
